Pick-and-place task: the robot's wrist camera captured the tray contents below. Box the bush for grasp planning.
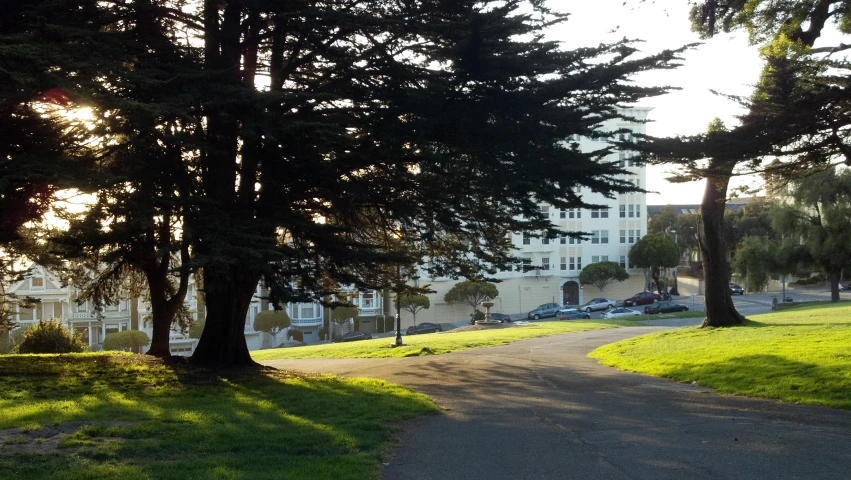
[15,320,87,354]
[187,318,206,338]
[470,310,486,322]
[289,330,304,342]
[102,330,150,352]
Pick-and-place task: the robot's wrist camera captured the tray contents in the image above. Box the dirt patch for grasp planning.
[0,421,134,455]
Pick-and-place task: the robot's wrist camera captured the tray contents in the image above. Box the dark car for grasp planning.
[556,308,591,320]
[488,313,512,323]
[336,332,372,342]
[527,302,562,320]
[644,302,689,314]
[729,283,744,295]
[407,322,443,334]
[623,292,663,307]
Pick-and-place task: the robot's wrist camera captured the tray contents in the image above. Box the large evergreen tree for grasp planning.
[11,1,687,365]
[636,1,851,326]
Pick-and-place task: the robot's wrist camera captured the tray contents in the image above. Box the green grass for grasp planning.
[253,319,638,361]
[589,302,851,409]
[0,354,439,479]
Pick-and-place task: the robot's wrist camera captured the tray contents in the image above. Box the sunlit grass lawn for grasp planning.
[589,302,851,409]
[0,354,439,480]
[253,319,638,361]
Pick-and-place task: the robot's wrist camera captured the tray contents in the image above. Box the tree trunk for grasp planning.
[830,268,841,302]
[700,160,746,327]
[191,269,259,366]
[145,275,173,357]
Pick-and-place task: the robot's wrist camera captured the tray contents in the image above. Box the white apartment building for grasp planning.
[404,107,652,326]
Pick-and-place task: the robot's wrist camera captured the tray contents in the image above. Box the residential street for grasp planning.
[263,318,851,479]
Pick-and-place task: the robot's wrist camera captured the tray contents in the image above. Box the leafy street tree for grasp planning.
[102,330,151,353]
[772,167,851,301]
[628,233,680,295]
[579,262,630,296]
[396,294,431,326]
[253,310,291,346]
[10,2,686,365]
[648,205,678,234]
[732,236,778,292]
[444,281,499,318]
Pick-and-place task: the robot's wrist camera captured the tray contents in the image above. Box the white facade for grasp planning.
[406,108,652,326]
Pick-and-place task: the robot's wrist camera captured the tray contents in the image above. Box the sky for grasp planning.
[545,1,765,205]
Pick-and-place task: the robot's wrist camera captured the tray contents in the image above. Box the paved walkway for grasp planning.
[263,327,851,480]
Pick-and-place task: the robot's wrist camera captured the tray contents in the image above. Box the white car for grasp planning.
[600,307,641,319]
[577,297,616,312]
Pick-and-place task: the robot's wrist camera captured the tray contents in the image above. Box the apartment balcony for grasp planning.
[290,317,323,327]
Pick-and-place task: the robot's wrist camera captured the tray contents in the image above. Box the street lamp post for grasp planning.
[392,264,406,347]
[670,229,680,296]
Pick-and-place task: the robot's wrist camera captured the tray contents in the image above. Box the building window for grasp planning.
[636,230,641,241]
[569,256,581,270]
[362,292,374,308]
[542,257,550,270]
[568,208,581,219]
[620,230,626,244]
[560,209,566,219]
[560,257,567,270]
[30,277,44,289]
[542,236,550,245]
[628,204,634,218]
[569,236,578,245]
[523,232,531,245]
[618,153,626,168]
[591,208,609,219]
[620,255,627,268]
[591,255,599,263]
[540,205,550,216]
[601,255,609,262]
[619,204,626,218]
[591,230,600,244]
[560,235,567,245]
[629,229,636,243]
[635,204,641,218]
[521,258,532,271]
[601,230,609,244]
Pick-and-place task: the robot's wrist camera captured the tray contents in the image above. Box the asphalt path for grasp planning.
[263,318,851,479]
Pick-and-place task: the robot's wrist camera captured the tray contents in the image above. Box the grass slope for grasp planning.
[253,319,637,361]
[590,302,851,409]
[0,354,439,479]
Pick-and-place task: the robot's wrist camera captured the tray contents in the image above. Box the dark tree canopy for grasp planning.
[9,1,687,364]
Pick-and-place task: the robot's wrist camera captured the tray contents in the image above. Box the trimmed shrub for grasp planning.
[15,320,87,354]
[289,330,304,342]
[102,330,151,352]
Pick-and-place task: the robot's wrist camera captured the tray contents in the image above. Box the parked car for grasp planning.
[488,313,512,323]
[601,307,641,319]
[578,298,616,312]
[729,283,744,295]
[644,302,689,314]
[556,308,591,320]
[336,332,372,342]
[407,322,443,334]
[527,302,562,320]
[622,292,663,307]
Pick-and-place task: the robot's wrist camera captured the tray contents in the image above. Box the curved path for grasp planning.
[262,327,851,480]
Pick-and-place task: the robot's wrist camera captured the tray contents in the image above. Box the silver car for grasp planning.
[578,298,616,313]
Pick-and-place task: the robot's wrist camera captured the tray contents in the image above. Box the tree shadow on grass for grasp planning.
[0,354,438,480]
[656,354,851,410]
